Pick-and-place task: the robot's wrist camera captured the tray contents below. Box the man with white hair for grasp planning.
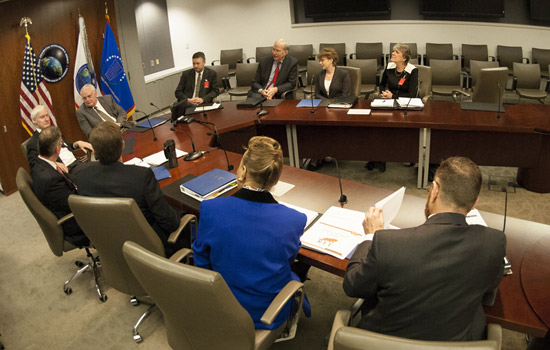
[76,84,128,137]
[26,105,93,174]
[248,39,298,100]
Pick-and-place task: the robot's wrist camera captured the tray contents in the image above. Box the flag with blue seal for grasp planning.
[100,18,135,119]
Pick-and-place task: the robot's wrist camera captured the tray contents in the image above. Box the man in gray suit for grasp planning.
[248,39,298,100]
[76,84,128,138]
[344,156,506,342]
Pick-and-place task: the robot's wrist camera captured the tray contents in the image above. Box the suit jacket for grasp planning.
[193,188,308,330]
[250,55,298,98]
[26,131,76,169]
[31,158,88,246]
[315,66,352,99]
[343,212,506,341]
[175,67,219,103]
[76,95,127,137]
[76,162,179,252]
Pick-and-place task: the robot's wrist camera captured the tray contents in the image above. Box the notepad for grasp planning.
[297,99,322,107]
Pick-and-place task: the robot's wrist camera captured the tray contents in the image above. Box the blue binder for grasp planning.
[181,169,237,197]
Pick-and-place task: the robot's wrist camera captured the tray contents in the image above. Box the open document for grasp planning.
[300,206,370,260]
[301,187,406,259]
[375,186,405,229]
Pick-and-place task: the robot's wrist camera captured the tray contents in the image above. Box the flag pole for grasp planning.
[20,17,43,106]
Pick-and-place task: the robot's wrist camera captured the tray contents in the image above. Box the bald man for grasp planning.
[76,84,127,137]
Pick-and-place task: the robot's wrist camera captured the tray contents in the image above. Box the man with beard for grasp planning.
[343,156,506,342]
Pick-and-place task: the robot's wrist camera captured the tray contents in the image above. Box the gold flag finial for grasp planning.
[19,17,32,37]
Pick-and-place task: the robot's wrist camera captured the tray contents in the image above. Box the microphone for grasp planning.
[500,185,513,276]
[403,81,420,117]
[193,119,234,171]
[496,82,502,119]
[169,127,203,161]
[324,156,347,207]
[501,185,508,233]
[150,102,168,141]
[257,97,268,119]
[310,75,316,114]
[135,109,157,141]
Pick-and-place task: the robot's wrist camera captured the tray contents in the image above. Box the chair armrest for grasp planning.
[308,55,316,60]
[168,248,193,263]
[546,79,550,93]
[422,54,427,66]
[460,71,469,89]
[487,323,502,350]
[489,56,496,62]
[281,89,295,100]
[246,57,255,63]
[453,54,459,60]
[211,60,219,66]
[349,53,356,59]
[260,280,303,326]
[57,213,74,226]
[512,77,518,91]
[523,57,530,64]
[461,55,465,67]
[350,298,365,321]
[452,89,470,102]
[167,214,197,244]
[327,310,352,350]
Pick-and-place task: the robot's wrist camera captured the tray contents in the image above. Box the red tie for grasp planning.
[267,61,281,89]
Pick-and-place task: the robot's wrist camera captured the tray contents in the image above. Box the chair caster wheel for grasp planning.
[64,287,73,295]
[99,294,108,302]
[130,296,140,306]
[133,334,143,343]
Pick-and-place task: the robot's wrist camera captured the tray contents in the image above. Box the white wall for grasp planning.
[165,0,550,72]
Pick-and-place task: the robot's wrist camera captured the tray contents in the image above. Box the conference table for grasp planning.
[121,102,550,338]
[163,100,550,193]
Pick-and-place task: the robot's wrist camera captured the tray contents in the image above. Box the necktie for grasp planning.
[94,107,113,122]
[193,72,202,98]
[58,168,77,191]
[267,61,281,89]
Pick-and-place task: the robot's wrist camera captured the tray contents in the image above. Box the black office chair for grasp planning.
[423,43,458,66]
[212,48,243,77]
[15,167,103,300]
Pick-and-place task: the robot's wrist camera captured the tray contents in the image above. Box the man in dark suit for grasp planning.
[175,51,219,107]
[343,156,506,342]
[76,84,128,138]
[31,126,89,246]
[76,121,182,255]
[27,105,93,174]
[248,39,298,100]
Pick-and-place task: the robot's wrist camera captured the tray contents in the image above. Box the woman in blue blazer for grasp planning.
[193,136,310,330]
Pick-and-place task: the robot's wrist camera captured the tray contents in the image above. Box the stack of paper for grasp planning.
[142,149,188,166]
[370,99,396,109]
[396,97,424,110]
[124,157,151,168]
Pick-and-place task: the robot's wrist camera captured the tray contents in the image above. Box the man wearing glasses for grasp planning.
[343,156,506,342]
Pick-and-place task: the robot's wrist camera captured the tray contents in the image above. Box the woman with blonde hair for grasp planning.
[193,136,311,330]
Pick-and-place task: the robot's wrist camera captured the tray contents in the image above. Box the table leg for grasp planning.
[417,129,424,189]
[286,125,300,167]
[423,128,431,188]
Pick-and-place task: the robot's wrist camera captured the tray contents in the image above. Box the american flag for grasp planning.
[19,35,56,135]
